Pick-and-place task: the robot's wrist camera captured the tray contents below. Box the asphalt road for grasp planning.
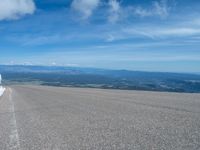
[0,85,200,150]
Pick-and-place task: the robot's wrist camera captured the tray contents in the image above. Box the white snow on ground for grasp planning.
[0,86,5,97]
[0,74,4,97]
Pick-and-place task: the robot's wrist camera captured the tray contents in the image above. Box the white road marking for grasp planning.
[8,88,21,150]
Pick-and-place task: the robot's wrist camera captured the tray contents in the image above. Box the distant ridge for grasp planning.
[0,65,199,76]
[0,65,200,93]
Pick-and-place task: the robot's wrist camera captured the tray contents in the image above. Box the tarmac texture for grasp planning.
[0,85,200,150]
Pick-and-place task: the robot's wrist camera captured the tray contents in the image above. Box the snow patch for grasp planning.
[0,74,5,97]
[0,86,5,97]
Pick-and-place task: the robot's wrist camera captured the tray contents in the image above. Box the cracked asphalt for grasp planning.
[0,85,200,150]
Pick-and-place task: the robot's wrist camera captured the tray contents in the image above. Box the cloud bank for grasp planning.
[0,0,36,21]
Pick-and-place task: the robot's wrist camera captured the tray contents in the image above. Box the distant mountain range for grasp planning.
[1,65,200,93]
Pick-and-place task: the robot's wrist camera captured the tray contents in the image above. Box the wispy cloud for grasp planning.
[0,0,36,21]
[133,0,170,18]
[22,35,69,46]
[70,0,171,22]
[106,0,171,23]
[103,22,200,44]
[152,28,200,37]
[71,0,100,19]
[124,27,200,39]
[6,34,69,46]
[108,0,121,23]
[106,34,116,42]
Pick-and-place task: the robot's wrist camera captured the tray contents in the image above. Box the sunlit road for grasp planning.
[0,85,200,150]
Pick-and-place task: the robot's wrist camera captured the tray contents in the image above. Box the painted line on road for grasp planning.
[8,88,21,150]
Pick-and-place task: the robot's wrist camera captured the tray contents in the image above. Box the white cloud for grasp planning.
[108,0,121,23]
[106,34,115,42]
[51,62,57,66]
[103,25,200,43]
[66,63,79,67]
[121,25,200,39]
[71,0,100,19]
[134,0,170,18]
[153,0,169,17]
[106,0,170,23]
[134,7,153,17]
[152,28,200,37]
[0,0,36,21]
[22,35,68,46]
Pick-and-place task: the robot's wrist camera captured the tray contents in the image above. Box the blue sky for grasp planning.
[0,0,200,73]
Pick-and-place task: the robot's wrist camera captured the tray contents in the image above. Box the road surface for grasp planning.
[0,85,200,150]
